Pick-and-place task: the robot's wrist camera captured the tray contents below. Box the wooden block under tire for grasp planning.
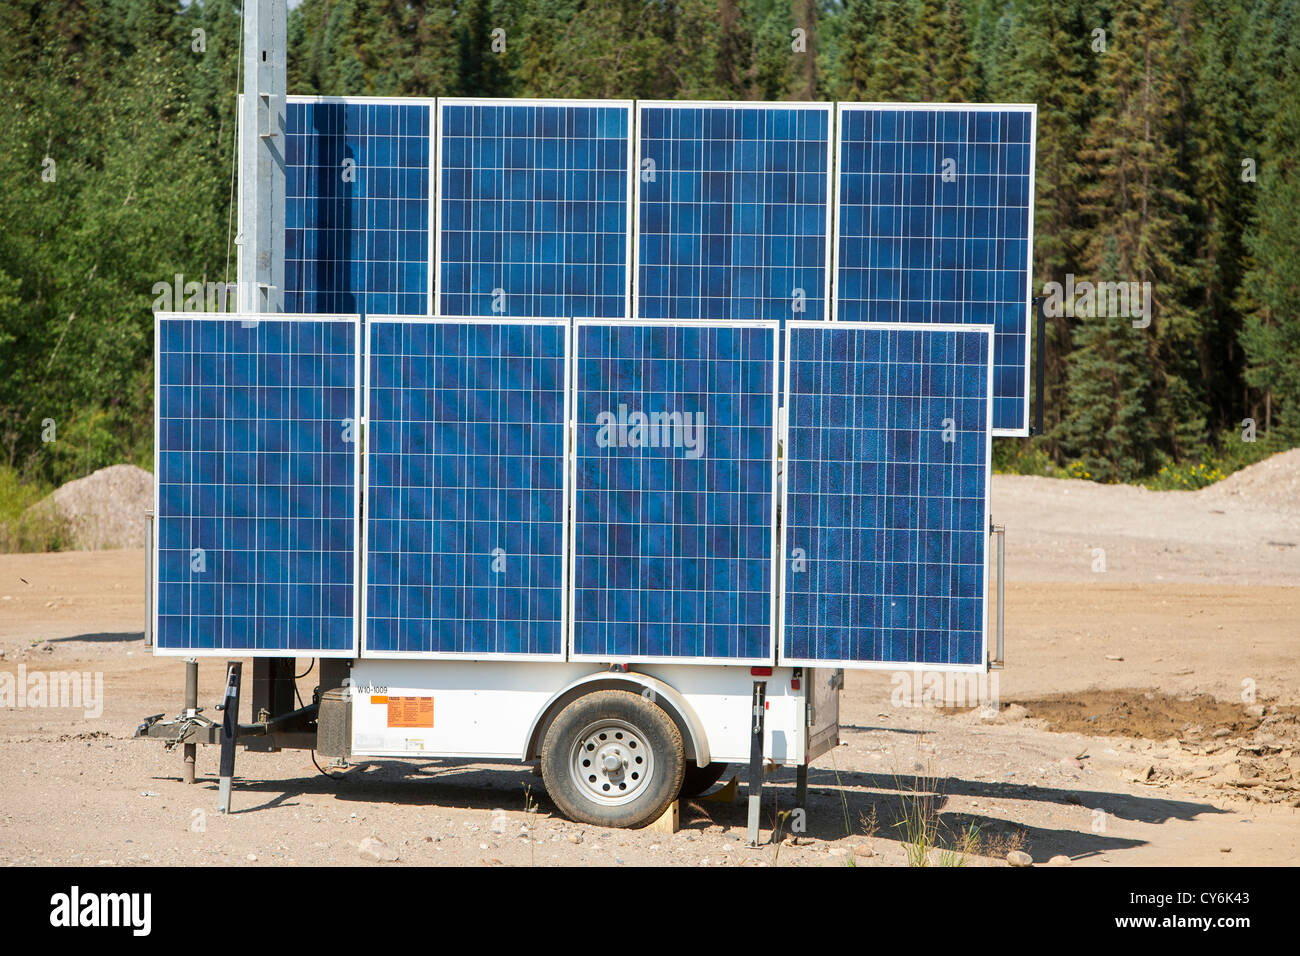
[647,799,680,833]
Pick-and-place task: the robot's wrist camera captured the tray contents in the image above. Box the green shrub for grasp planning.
[0,466,71,552]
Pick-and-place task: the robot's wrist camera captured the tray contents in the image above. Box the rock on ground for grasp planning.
[358,836,399,863]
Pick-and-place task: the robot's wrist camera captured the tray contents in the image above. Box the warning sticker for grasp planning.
[386,696,434,729]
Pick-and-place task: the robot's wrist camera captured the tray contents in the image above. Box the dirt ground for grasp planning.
[0,470,1297,867]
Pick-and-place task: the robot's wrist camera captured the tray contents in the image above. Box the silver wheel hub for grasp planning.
[570,718,653,807]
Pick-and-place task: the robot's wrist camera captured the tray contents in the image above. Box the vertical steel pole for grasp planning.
[997,525,1006,666]
[1033,296,1046,436]
[237,0,286,314]
[183,658,198,784]
[745,680,768,846]
[218,662,242,813]
[988,524,1006,669]
[143,509,154,648]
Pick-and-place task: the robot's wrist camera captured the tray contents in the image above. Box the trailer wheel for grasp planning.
[679,761,729,798]
[541,689,684,828]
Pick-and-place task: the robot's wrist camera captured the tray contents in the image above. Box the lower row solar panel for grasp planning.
[570,320,779,664]
[154,313,360,656]
[154,312,993,669]
[780,322,993,669]
[363,317,569,658]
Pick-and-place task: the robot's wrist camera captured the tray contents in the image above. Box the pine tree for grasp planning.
[1061,0,1203,476]
[1185,0,1254,438]
[836,0,919,101]
[915,0,978,101]
[457,0,517,97]
[833,0,875,99]
[999,0,1099,444]
[1237,6,1300,439]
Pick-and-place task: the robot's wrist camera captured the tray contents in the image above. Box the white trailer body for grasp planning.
[344,660,840,767]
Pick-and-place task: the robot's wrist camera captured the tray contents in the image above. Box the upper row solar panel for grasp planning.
[835,104,1035,434]
[436,98,634,319]
[634,102,832,323]
[285,97,433,316]
[279,97,1035,433]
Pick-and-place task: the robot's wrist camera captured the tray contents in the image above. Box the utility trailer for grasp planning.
[138,0,1030,838]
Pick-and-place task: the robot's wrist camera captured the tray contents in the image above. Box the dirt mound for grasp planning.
[1197,447,1300,512]
[27,464,153,550]
[1020,689,1264,739]
[1020,689,1300,806]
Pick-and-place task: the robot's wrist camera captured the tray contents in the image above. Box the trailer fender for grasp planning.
[523,672,711,767]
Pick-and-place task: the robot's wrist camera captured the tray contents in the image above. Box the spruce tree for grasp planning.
[1238,14,1300,439]
[1062,0,1203,473]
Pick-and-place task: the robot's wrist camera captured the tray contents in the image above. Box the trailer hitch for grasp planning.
[134,709,220,751]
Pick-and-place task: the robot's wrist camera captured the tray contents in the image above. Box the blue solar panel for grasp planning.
[437,99,633,318]
[781,322,992,668]
[571,321,778,663]
[834,104,1034,434]
[364,317,569,658]
[154,313,360,655]
[285,97,432,315]
[636,102,832,322]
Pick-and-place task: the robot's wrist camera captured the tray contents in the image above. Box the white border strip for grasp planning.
[776,319,995,672]
[568,317,780,667]
[152,311,363,658]
[360,315,572,662]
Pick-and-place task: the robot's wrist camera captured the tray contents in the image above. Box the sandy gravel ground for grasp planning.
[0,468,1297,867]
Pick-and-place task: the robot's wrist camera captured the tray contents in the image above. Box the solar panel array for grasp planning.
[285,97,432,315]
[834,104,1034,434]
[194,96,1032,668]
[154,313,359,656]
[364,317,568,658]
[635,102,832,322]
[437,99,633,319]
[781,322,992,668]
[569,321,778,663]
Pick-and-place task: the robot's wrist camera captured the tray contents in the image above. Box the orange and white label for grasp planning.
[385,696,434,729]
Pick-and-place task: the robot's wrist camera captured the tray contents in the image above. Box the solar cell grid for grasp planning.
[570,320,778,664]
[153,313,360,656]
[834,103,1035,434]
[780,321,992,669]
[285,97,432,316]
[437,99,633,318]
[363,317,569,658]
[636,101,832,323]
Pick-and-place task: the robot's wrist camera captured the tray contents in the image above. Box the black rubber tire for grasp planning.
[679,761,730,798]
[541,689,685,828]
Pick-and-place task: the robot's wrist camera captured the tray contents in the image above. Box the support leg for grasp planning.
[745,679,768,847]
[218,661,242,814]
[183,658,198,785]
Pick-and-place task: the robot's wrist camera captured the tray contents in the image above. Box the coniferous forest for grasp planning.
[1,0,1298,496]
